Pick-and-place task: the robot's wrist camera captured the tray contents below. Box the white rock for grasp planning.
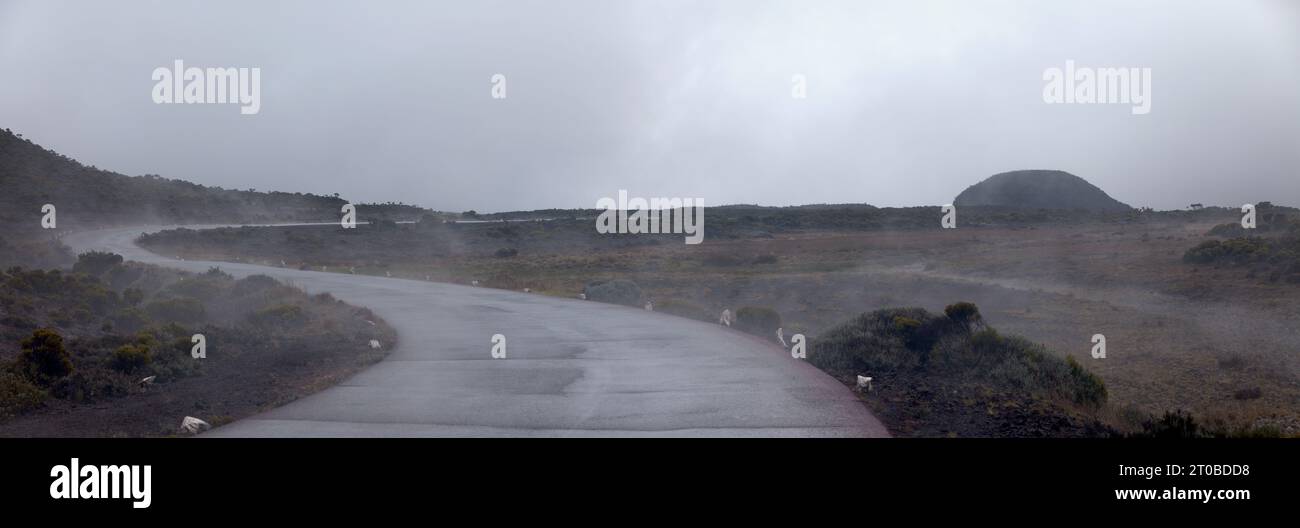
[138,375,156,388]
[180,416,211,434]
[856,375,873,392]
[368,339,381,349]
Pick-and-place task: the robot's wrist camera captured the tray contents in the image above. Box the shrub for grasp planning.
[810,306,1108,408]
[654,299,713,322]
[1129,408,1283,438]
[485,271,523,290]
[735,306,781,338]
[232,274,280,296]
[0,372,46,420]
[203,266,232,279]
[892,315,921,332]
[583,279,643,307]
[1207,223,1243,237]
[109,344,152,373]
[1232,387,1263,400]
[164,275,225,299]
[110,308,150,334]
[250,303,305,325]
[1182,237,1270,264]
[944,301,983,331]
[72,251,123,276]
[898,314,953,357]
[1065,355,1108,408]
[810,308,930,374]
[123,287,144,306]
[1135,410,1200,438]
[968,327,1004,354]
[16,328,74,384]
[144,297,205,323]
[50,369,132,403]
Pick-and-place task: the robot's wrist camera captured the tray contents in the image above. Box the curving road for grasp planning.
[64,226,889,437]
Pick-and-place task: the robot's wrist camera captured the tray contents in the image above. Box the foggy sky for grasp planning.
[1,0,1297,212]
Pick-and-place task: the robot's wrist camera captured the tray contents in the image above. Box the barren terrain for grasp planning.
[138,209,1300,436]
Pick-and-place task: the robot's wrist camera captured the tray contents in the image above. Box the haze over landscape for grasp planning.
[3,0,1300,443]
[2,0,1299,212]
[5,2,1300,517]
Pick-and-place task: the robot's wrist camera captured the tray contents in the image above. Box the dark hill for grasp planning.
[0,128,432,229]
[0,128,344,228]
[954,170,1131,212]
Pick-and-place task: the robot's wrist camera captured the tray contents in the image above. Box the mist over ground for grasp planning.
[1,0,1298,212]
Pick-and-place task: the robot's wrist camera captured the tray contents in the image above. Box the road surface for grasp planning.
[64,226,889,437]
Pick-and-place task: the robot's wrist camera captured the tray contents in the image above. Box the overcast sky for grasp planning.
[1,0,1297,212]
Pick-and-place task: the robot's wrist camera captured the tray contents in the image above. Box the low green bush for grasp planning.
[0,372,46,420]
[123,287,144,306]
[232,274,280,296]
[944,301,983,331]
[1183,237,1270,264]
[144,297,206,323]
[109,344,152,373]
[810,305,1107,408]
[735,306,781,338]
[250,303,305,325]
[16,328,74,384]
[654,299,713,322]
[1134,410,1200,438]
[72,251,124,276]
[583,279,643,307]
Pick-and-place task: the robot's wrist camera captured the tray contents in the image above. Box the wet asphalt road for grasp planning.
[64,226,889,437]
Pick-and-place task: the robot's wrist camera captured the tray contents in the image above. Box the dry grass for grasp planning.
[143,216,1300,435]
